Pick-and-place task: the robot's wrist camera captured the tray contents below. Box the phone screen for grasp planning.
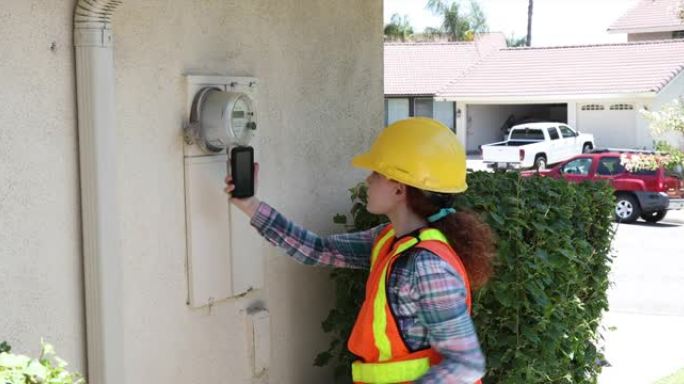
[231,146,254,198]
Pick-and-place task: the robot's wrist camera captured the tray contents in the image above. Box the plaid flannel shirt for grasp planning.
[250,201,485,383]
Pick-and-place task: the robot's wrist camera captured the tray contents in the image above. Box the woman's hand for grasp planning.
[224,162,261,219]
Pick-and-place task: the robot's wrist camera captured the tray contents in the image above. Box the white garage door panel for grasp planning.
[577,104,637,149]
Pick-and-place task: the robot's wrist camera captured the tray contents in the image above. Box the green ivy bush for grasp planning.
[315,172,616,384]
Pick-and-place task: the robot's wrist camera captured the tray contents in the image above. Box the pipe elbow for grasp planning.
[74,0,123,27]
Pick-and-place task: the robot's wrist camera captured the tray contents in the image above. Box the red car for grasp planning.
[522,151,684,223]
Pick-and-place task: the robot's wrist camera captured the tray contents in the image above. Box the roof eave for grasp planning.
[384,93,436,98]
[607,25,684,34]
[435,92,658,103]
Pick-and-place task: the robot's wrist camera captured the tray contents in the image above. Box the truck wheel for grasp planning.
[615,193,641,223]
[534,155,547,170]
[582,143,593,153]
[641,210,667,223]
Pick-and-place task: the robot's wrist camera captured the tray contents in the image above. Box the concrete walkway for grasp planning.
[598,210,684,384]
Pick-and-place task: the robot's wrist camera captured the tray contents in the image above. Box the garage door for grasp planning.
[577,103,637,149]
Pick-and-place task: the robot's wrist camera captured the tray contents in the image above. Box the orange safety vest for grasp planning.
[347,224,481,384]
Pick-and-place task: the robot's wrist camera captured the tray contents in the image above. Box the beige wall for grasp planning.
[0,1,382,383]
[649,71,684,149]
[0,0,85,371]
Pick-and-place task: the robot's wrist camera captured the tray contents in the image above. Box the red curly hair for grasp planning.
[406,187,495,290]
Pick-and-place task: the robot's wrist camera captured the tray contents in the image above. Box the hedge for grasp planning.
[315,171,616,384]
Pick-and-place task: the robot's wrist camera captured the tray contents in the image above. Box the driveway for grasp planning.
[598,209,684,384]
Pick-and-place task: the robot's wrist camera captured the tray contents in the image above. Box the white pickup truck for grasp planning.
[481,122,595,170]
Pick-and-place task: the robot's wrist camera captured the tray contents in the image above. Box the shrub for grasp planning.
[0,340,85,384]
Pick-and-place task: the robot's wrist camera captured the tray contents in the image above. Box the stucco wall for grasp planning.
[112,1,382,383]
[0,1,382,383]
[650,71,684,149]
[0,0,85,372]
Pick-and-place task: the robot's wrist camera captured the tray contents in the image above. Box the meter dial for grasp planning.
[228,94,256,146]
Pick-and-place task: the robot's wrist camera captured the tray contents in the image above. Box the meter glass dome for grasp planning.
[230,95,254,145]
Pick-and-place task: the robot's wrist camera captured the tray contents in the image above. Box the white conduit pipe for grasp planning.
[73,1,124,383]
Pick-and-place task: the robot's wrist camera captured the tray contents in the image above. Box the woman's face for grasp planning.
[365,171,405,215]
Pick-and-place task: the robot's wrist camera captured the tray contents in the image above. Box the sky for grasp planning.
[384,0,641,46]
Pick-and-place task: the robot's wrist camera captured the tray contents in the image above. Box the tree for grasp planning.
[425,0,488,41]
[506,34,527,47]
[384,13,414,42]
[642,99,684,136]
[422,26,444,41]
[526,0,533,46]
[468,0,488,34]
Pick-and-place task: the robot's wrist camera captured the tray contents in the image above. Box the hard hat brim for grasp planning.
[351,152,373,170]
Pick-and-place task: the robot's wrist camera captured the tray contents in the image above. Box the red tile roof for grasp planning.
[435,39,684,99]
[384,33,506,96]
[608,0,684,33]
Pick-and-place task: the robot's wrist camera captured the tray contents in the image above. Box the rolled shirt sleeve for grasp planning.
[250,201,386,269]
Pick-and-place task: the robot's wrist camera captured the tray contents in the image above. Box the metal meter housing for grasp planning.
[187,87,256,153]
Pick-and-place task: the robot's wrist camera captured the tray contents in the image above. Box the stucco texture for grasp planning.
[1,0,383,383]
[0,0,85,373]
[112,0,382,383]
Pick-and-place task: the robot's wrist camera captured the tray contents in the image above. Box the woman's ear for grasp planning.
[395,183,406,197]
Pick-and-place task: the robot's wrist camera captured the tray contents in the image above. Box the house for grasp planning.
[383,33,507,130]
[608,0,684,41]
[0,1,382,383]
[384,2,684,153]
[436,39,684,152]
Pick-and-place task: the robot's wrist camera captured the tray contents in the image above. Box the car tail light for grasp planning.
[519,149,525,161]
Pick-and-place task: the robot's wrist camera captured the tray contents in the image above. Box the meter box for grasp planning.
[182,75,263,308]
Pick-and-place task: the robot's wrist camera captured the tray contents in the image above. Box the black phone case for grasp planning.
[230,146,255,198]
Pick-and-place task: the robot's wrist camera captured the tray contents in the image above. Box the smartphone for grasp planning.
[229,146,255,198]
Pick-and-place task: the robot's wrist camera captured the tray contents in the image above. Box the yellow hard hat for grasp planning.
[352,117,468,193]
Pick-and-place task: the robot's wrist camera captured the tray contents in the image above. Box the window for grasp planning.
[631,168,657,176]
[433,101,455,130]
[562,158,593,176]
[510,128,545,141]
[548,127,560,140]
[559,125,577,138]
[609,104,634,111]
[414,98,434,118]
[581,104,604,111]
[673,30,684,39]
[596,157,625,176]
[385,98,409,125]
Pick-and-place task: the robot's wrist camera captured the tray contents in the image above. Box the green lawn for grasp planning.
[654,367,684,384]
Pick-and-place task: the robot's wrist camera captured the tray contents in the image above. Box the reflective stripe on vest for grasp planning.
[348,224,477,384]
[352,357,430,383]
[373,236,418,361]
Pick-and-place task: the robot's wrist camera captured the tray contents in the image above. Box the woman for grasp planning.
[225,117,495,383]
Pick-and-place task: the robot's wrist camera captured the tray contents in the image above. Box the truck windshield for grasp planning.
[510,128,545,141]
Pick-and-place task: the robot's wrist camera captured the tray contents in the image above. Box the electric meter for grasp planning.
[185,87,256,152]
